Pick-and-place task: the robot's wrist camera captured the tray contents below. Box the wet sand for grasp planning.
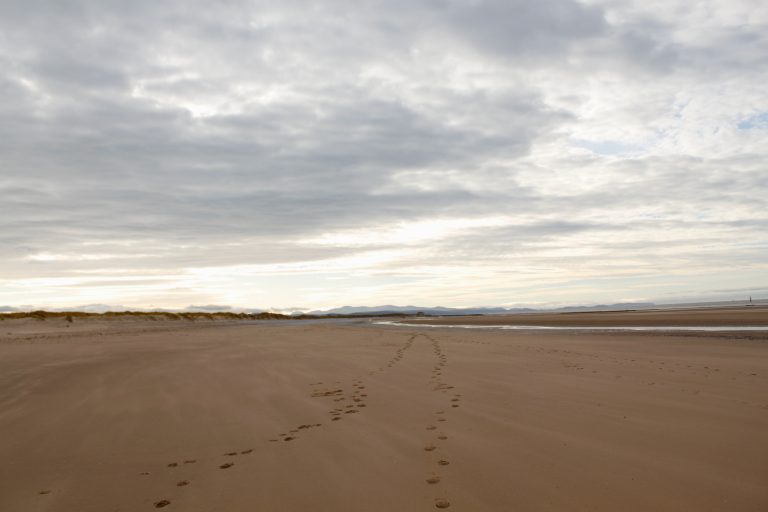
[403,306,768,327]
[0,316,766,511]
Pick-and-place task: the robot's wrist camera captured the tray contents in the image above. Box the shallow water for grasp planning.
[374,321,768,332]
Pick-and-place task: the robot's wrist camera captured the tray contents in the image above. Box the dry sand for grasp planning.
[0,313,766,511]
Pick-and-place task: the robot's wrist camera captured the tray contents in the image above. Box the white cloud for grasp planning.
[0,0,766,310]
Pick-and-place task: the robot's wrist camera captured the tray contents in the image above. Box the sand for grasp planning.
[401,305,768,327]
[0,313,766,511]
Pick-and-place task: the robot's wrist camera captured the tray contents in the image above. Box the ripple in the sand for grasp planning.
[435,498,451,508]
[154,499,171,508]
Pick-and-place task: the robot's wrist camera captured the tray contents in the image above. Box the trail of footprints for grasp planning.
[145,334,418,508]
[422,334,461,509]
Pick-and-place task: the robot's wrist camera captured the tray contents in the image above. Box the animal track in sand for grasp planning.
[241,449,253,454]
[426,475,441,484]
[167,462,178,467]
[38,490,51,495]
[437,434,448,440]
[437,459,450,466]
[176,480,189,487]
[183,459,196,464]
[424,443,437,451]
[426,425,437,430]
[219,462,234,469]
[154,499,171,508]
[224,452,238,456]
[435,498,451,508]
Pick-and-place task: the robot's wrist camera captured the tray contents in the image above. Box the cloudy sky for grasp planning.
[1,0,767,311]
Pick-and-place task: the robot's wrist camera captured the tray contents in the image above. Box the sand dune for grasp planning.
[0,316,766,511]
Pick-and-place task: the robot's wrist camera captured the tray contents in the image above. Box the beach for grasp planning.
[0,312,766,511]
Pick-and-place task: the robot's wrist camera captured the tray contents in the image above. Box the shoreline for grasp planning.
[396,305,768,327]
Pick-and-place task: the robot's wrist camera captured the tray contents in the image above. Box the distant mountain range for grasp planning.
[306,303,657,316]
[7,299,764,317]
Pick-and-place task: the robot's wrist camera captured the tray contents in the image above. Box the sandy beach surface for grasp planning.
[1,312,767,511]
[400,305,768,327]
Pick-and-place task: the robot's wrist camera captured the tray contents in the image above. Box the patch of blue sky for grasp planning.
[737,112,768,130]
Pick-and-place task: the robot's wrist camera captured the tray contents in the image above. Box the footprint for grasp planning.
[241,449,253,454]
[183,460,196,464]
[437,434,448,440]
[284,436,296,441]
[177,480,189,487]
[167,462,178,467]
[38,490,51,495]
[437,459,450,465]
[435,498,451,508]
[426,425,437,430]
[140,472,150,476]
[426,476,441,484]
[224,452,238,456]
[154,500,171,508]
[219,462,234,469]
[424,443,437,452]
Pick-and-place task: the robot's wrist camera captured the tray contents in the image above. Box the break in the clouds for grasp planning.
[1,0,766,310]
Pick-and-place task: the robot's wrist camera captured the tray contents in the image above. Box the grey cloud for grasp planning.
[445,0,606,58]
[1,0,766,307]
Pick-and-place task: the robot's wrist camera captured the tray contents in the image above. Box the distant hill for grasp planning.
[310,305,534,316]
[309,303,656,316]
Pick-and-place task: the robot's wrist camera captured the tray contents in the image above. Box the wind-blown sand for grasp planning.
[0,313,766,511]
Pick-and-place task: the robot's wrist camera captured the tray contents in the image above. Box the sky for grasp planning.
[1,0,767,312]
